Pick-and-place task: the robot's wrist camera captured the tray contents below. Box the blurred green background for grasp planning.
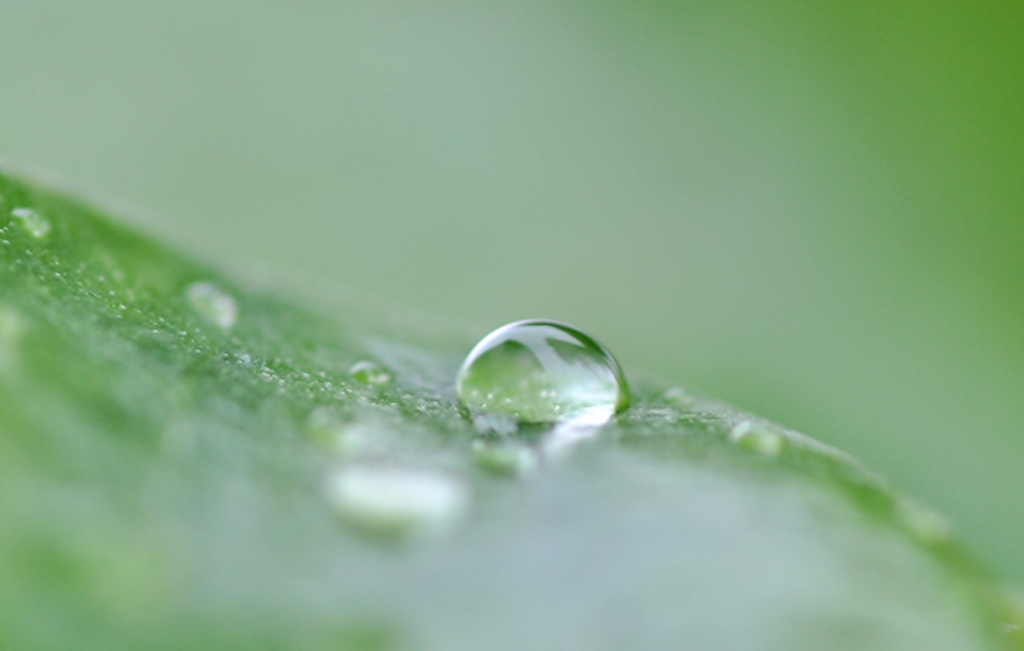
[0,2,1020,582]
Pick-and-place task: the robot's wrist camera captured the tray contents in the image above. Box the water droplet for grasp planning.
[185,281,238,330]
[325,466,468,539]
[456,320,629,427]
[896,499,953,545]
[663,386,696,407]
[729,420,786,457]
[306,407,389,458]
[472,439,538,477]
[349,360,392,386]
[11,207,51,239]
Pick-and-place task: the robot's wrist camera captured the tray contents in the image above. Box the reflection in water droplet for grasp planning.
[472,439,538,477]
[326,466,468,539]
[349,360,392,386]
[11,208,51,239]
[185,281,238,330]
[729,421,786,457]
[456,320,629,428]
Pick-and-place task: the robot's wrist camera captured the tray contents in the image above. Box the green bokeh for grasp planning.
[0,1,1020,584]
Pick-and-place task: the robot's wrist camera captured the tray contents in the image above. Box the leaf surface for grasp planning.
[0,169,1019,651]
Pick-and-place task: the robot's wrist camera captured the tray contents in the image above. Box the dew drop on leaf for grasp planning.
[729,420,787,457]
[455,320,629,427]
[896,498,953,545]
[185,281,238,330]
[11,207,51,239]
[349,360,392,386]
[325,465,469,539]
[472,439,538,477]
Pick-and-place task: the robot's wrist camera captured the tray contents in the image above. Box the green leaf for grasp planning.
[0,167,1020,651]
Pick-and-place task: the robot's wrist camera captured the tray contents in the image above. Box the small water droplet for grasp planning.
[472,439,538,477]
[326,466,468,539]
[11,208,51,239]
[729,420,786,457]
[456,320,629,427]
[306,407,391,458]
[663,386,696,407]
[185,281,238,330]
[349,360,392,386]
[896,499,953,545]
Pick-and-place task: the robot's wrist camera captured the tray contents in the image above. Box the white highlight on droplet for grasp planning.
[326,465,469,538]
[185,281,238,330]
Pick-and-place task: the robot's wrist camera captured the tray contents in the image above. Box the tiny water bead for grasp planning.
[896,498,953,545]
[326,465,469,539]
[185,281,238,330]
[456,320,629,428]
[663,386,697,408]
[471,439,538,477]
[11,207,51,239]
[728,420,787,457]
[349,360,391,386]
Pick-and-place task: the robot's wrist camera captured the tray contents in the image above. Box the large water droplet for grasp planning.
[326,466,468,539]
[11,207,51,239]
[185,281,238,330]
[456,320,629,427]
